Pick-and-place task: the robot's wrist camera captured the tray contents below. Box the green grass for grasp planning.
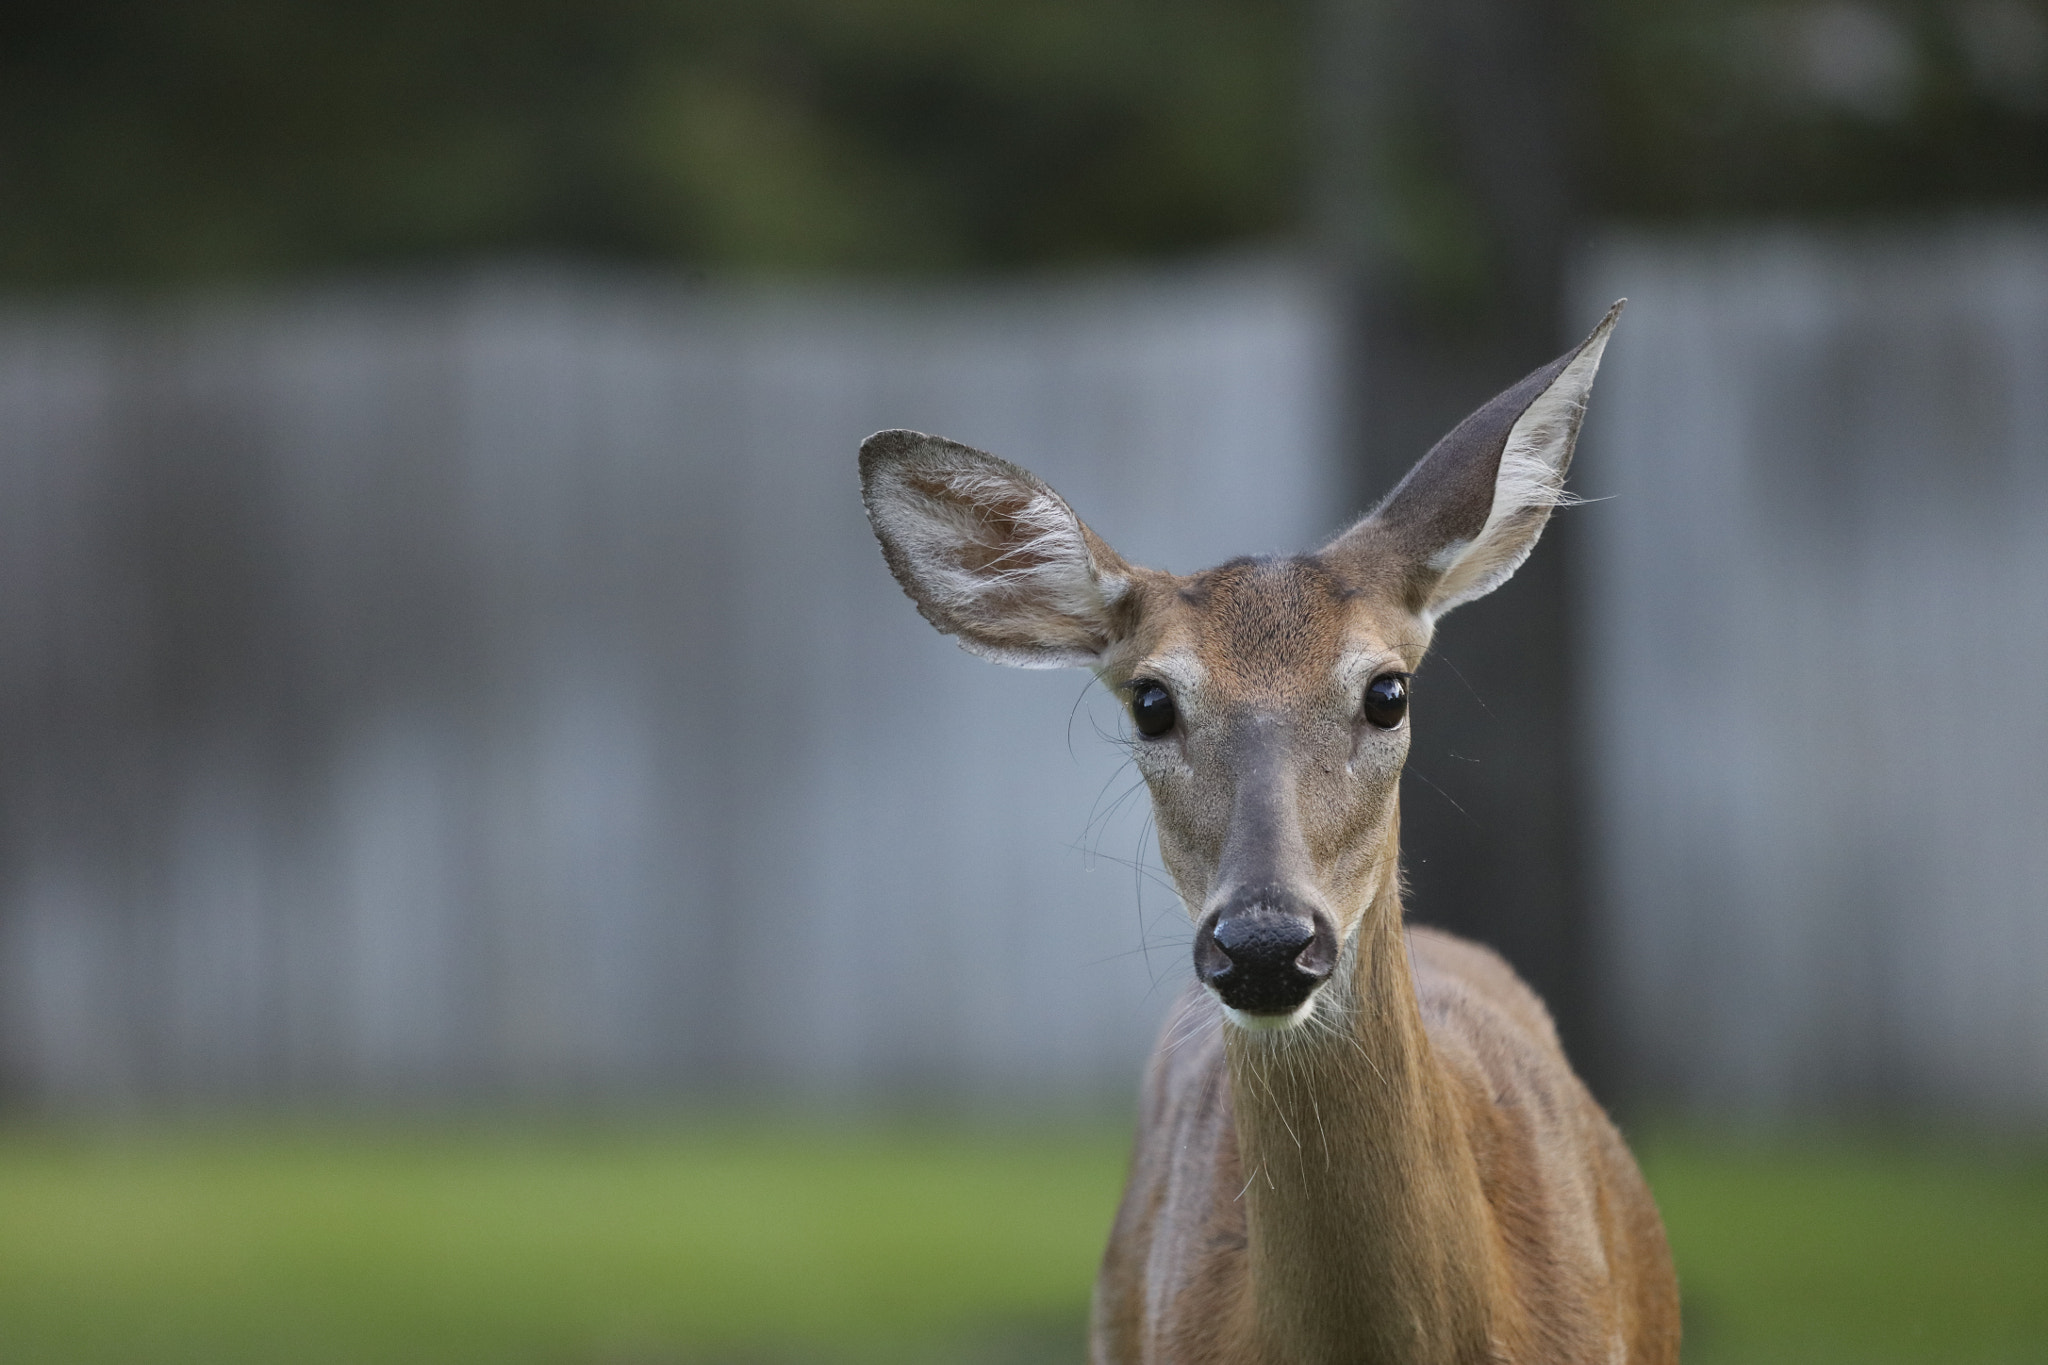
[0,1119,2040,1364]
[0,1121,1131,1365]
[1640,1128,2048,1365]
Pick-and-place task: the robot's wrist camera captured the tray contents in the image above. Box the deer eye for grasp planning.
[1362,674,1409,729]
[1129,681,1177,738]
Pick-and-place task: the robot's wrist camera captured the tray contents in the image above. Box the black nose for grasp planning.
[1193,893,1337,1015]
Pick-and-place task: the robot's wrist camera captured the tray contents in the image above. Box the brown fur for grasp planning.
[857,303,1677,1365]
[1092,933,1678,1365]
[1086,561,1679,1365]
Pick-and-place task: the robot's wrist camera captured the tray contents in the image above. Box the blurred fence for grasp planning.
[0,262,1342,1108]
[1581,219,2048,1122]
[2,225,2045,1121]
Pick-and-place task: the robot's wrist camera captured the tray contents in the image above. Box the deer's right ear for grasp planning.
[860,430,1137,669]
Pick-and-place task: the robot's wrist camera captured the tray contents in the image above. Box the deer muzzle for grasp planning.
[1194,890,1337,1017]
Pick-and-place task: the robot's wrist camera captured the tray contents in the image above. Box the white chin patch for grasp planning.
[1220,997,1318,1033]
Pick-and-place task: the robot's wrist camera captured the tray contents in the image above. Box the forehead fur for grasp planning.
[1183,555,1343,671]
[1146,556,1351,694]
[1117,542,1428,692]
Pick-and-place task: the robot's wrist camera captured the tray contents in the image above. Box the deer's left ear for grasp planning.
[1325,301,1622,622]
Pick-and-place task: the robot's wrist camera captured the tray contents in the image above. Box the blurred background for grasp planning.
[0,1,2045,1362]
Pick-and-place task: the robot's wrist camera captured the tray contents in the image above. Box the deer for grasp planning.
[858,301,1679,1365]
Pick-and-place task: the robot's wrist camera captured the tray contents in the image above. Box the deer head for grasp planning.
[861,303,1619,1031]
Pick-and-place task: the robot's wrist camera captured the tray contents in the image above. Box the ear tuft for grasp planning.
[860,430,1134,668]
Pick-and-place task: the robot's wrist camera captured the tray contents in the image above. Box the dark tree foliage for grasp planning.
[0,0,1304,285]
[1591,0,2048,221]
[0,0,2043,287]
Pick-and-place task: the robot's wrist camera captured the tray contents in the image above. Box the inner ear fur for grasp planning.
[860,429,1136,668]
[1325,301,1623,620]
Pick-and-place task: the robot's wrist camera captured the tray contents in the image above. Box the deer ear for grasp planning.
[860,430,1137,668]
[1325,301,1622,622]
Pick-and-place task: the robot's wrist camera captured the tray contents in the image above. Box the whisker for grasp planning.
[1270,1079,1301,1150]
[1082,934,1193,967]
[1080,766,1143,843]
[1091,777,1149,840]
[1140,960,1197,1010]
[1079,760,1139,845]
[1404,764,1475,825]
[1062,841,1180,899]
[1065,677,1097,762]
[1162,1010,1222,1059]
[1422,645,1494,719]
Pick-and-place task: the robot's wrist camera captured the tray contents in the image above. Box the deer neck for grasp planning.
[1220,846,1509,1364]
